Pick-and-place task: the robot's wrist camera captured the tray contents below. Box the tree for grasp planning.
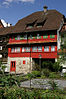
[0,61,6,76]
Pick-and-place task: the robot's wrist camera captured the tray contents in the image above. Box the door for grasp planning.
[10,61,16,72]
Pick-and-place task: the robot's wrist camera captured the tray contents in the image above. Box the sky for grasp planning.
[0,0,66,25]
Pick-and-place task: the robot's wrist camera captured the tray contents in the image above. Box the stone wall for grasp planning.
[8,57,33,74]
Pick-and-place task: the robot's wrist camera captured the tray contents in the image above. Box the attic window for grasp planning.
[37,23,43,28]
[26,24,33,29]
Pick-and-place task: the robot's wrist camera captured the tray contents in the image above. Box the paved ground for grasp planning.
[20,79,66,89]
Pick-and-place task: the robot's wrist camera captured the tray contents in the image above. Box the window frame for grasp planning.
[44,46,49,52]
[51,46,55,52]
[32,46,37,52]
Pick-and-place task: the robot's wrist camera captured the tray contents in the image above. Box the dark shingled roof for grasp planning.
[11,10,63,33]
[0,9,64,35]
[0,26,14,36]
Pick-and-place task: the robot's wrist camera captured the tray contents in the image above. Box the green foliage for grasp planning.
[42,61,53,70]
[49,72,60,79]
[0,75,20,87]
[41,69,50,77]
[0,61,7,75]
[48,80,58,91]
[0,87,65,99]
[31,71,41,78]
[63,73,66,77]
[33,63,41,71]
[53,62,62,72]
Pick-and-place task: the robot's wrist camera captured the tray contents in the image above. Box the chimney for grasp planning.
[43,6,48,13]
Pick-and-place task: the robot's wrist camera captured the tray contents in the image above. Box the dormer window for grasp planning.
[37,23,42,28]
[26,24,33,29]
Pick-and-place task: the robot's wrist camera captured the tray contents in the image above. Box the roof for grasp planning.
[11,10,63,34]
[0,9,64,35]
[0,26,14,36]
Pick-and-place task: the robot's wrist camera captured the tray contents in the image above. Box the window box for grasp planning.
[43,34,48,39]
[50,34,55,38]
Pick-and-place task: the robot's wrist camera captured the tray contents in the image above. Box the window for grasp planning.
[51,46,55,52]
[11,36,14,40]
[37,34,41,39]
[20,36,23,40]
[22,47,30,52]
[50,34,55,38]
[32,47,37,52]
[37,23,42,28]
[24,35,27,40]
[25,47,30,52]
[0,38,2,42]
[17,35,20,40]
[11,48,14,53]
[44,46,49,52]
[22,47,25,52]
[28,35,33,39]
[15,47,20,53]
[15,35,20,40]
[0,46,2,50]
[43,34,48,39]
[27,24,33,29]
[38,46,42,52]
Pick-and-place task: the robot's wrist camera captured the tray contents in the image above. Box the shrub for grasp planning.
[42,61,53,71]
[41,69,50,77]
[48,80,58,90]
[49,72,60,79]
[63,73,66,77]
[53,62,62,72]
[31,71,41,78]
[32,63,41,71]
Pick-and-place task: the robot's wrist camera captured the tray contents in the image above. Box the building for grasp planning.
[7,6,65,74]
[60,20,66,73]
[0,19,11,69]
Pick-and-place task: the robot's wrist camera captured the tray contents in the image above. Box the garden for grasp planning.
[0,61,66,99]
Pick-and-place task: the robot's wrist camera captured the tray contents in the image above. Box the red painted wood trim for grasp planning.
[8,52,57,59]
[8,48,11,53]
[49,46,51,52]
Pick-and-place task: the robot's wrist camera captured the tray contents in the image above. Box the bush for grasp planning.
[63,73,66,77]
[53,62,62,72]
[31,71,41,78]
[49,72,60,79]
[42,61,53,71]
[41,69,50,77]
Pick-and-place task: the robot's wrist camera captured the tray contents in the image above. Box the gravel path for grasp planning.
[20,79,66,89]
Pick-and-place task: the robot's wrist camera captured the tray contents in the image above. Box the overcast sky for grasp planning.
[0,0,66,25]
